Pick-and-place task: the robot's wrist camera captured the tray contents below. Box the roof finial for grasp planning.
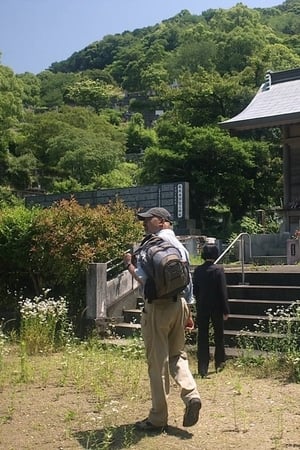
[264,71,272,91]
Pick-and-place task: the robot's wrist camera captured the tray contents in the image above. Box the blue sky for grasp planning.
[0,0,281,74]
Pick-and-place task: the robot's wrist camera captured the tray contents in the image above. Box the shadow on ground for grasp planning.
[75,423,193,449]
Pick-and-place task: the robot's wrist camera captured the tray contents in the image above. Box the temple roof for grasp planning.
[220,68,300,130]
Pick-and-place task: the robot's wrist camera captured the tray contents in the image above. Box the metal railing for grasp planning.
[214,232,252,285]
[105,249,131,279]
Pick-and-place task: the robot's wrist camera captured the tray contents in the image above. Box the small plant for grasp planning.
[190,254,203,265]
[292,229,300,240]
[19,288,69,355]
[257,301,299,353]
[19,340,31,382]
[0,322,9,372]
[64,409,76,422]
[235,301,300,382]
[119,336,145,359]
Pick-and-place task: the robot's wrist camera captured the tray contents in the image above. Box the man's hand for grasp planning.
[123,252,132,267]
[185,315,194,331]
[123,252,143,285]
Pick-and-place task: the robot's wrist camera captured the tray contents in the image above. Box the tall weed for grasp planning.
[236,301,300,382]
[0,322,9,371]
[19,288,69,354]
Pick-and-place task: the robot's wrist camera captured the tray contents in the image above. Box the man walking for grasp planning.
[124,207,201,432]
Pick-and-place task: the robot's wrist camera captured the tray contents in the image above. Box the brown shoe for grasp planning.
[135,418,168,433]
[183,398,201,427]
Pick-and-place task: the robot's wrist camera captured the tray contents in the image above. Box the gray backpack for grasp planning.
[137,234,190,301]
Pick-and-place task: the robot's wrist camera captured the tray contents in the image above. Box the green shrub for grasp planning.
[0,198,143,324]
[0,204,40,272]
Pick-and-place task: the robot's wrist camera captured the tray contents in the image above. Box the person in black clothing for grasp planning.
[193,244,230,378]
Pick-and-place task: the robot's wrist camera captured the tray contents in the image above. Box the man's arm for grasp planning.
[123,252,144,285]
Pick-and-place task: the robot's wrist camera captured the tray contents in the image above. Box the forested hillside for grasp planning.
[1,0,300,236]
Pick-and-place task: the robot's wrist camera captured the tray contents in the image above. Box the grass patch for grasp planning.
[0,336,150,449]
[0,292,299,448]
[0,336,299,449]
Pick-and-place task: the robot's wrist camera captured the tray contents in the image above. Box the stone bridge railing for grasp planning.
[86,263,140,321]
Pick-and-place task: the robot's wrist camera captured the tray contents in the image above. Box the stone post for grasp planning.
[287,239,300,264]
[86,263,108,319]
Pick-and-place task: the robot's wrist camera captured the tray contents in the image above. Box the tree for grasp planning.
[140,63,169,91]
[249,43,300,73]
[93,162,140,188]
[0,65,24,184]
[167,22,217,75]
[205,4,283,75]
[0,66,24,142]
[7,152,38,190]
[65,79,123,112]
[17,106,127,191]
[125,113,158,153]
[38,70,77,108]
[56,134,124,185]
[140,122,282,228]
[207,3,262,33]
[17,72,41,109]
[108,42,145,89]
[155,69,255,127]
[50,33,137,73]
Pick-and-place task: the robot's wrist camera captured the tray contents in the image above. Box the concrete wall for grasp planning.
[106,271,137,308]
[245,233,290,260]
[86,263,139,320]
[25,182,190,223]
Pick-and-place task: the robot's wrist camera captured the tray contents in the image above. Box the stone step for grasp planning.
[225,313,299,331]
[111,321,141,338]
[109,270,300,346]
[112,300,298,338]
[99,338,270,360]
[111,316,297,345]
[123,308,143,325]
[227,285,300,301]
[225,270,300,287]
[228,298,293,315]
[223,328,286,348]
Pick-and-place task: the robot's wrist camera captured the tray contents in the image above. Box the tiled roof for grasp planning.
[220,68,300,130]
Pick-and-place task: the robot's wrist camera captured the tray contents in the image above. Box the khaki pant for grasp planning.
[141,296,200,426]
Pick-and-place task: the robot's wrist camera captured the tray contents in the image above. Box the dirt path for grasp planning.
[0,366,299,449]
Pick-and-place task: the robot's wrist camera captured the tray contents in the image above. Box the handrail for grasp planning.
[106,248,131,274]
[214,232,251,285]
